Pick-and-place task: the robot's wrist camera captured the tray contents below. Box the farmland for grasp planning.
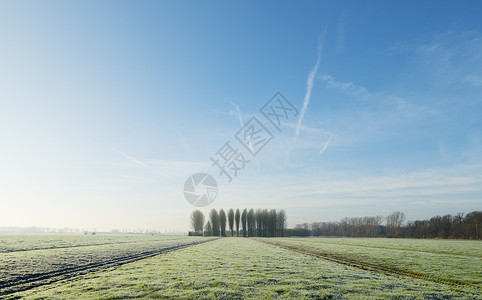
[2,236,480,299]
[258,238,482,287]
[0,235,214,296]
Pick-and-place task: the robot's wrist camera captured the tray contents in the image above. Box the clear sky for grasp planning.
[1,1,481,232]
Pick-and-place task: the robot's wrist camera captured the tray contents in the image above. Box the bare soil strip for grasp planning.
[0,238,217,296]
[256,239,478,294]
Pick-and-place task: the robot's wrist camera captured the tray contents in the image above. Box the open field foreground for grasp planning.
[0,235,214,296]
[7,237,481,299]
[257,238,482,287]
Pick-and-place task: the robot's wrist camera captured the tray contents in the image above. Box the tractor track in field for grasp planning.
[0,237,188,254]
[295,239,482,258]
[0,238,217,297]
[257,240,480,297]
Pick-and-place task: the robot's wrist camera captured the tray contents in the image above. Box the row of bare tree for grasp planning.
[295,210,481,239]
[404,211,481,239]
[190,208,287,237]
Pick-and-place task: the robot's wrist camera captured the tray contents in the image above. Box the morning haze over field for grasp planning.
[1,1,481,232]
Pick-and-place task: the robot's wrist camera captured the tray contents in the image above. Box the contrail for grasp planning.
[230,101,254,154]
[286,34,325,160]
[230,101,259,171]
[111,148,172,178]
[296,37,324,138]
[230,101,244,128]
[317,135,333,156]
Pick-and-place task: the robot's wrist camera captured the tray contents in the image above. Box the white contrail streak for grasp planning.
[230,101,244,128]
[296,39,324,138]
[286,34,325,161]
[230,101,255,154]
[230,101,259,171]
[111,148,172,178]
[317,135,333,156]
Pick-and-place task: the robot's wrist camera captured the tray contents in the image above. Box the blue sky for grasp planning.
[1,1,481,231]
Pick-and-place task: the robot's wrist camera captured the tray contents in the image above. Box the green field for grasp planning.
[2,236,480,299]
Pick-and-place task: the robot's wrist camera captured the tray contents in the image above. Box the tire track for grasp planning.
[0,237,188,254]
[296,238,482,258]
[0,238,217,296]
[256,239,480,296]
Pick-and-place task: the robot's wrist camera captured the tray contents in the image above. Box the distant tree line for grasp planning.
[404,211,481,239]
[189,208,287,237]
[294,211,481,239]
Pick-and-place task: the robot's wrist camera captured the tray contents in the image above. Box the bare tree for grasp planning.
[204,221,213,236]
[256,209,262,237]
[228,208,234,237]
[291,210,481,239]
[235,208,240,237]
[209,209,220,236]
[268,209,277,237]
[256,209,269,237]
[241,208,247,237]
[190,210,205,234]
[277,210,287,237]
[247,209,255,237]
[219,209,227,236]
[186,207,315,238]
[386,211,405,237]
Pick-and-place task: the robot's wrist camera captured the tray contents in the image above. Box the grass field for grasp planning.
[0,235,213,296]
[0,234,197,253]
[278,237,482,257]
[4,237,480,299]
[258,238,482,287]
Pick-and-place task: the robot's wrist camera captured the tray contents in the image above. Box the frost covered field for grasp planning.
[0,235,213,297]
[11,237,481,299]
[259,238,482,287]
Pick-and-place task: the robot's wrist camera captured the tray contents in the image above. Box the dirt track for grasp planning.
[257,239,479,297]
[0,238,216,296]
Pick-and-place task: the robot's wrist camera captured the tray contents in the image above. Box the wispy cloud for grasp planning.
[111,148,172,178]
[224,164,482,209]
[389,30,482,89]
[282,121,332,135]
[319,74,436,116]
[319,74,369,99]
[462,74,482,87]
